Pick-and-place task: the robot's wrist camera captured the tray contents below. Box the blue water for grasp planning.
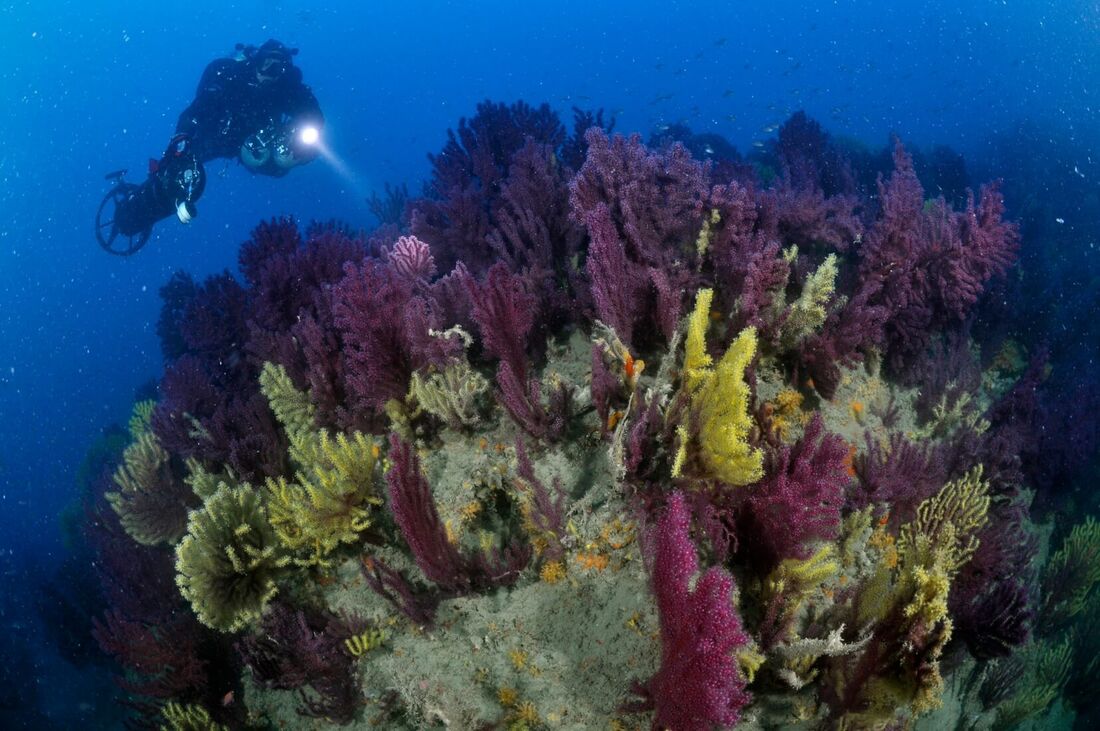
[2,0,1098,727]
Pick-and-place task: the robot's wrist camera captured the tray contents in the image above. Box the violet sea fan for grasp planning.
[703,182,793,336]
[240,219,366,372]
[387,435,530,594]
[486,139,588,327]
[858,143,1019,368]
[559,105,615,171]
[570,128,709,346]
[156,271,199,362]
[797,274,890,399]
[151,356,288,482]
[175,272,251,386]
[628,491,751,731]
[850,431,949,529]
[514,438,568,562]
[590,342,622,435]
[410,99,566,272]
[381,234,437,283]
[93,610,208,703]
[360,556,441,627]
[578,200,652,343]
[775,110,857,198]
[385,435,469,593]
[466,263,570,440]
[740,414,849,572]
[950,495,1037,659]
[237,602,360,724]
[332,258,459,418]
[465,262,536,379]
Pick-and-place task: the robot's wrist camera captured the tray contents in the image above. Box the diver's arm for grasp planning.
[174,59,247,157]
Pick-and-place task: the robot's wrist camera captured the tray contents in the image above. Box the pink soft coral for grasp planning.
[630,491,752,730]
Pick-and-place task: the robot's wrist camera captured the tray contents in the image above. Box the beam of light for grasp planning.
[311,138,366,197]
[297,127,374,202]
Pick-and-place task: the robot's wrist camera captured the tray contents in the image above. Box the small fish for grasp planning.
[722,89,734,98]
[782,61,802,76]
[714,37,728,46]
[222,690,235,707]
[752,140,765,149]
[1055,217,1066,224]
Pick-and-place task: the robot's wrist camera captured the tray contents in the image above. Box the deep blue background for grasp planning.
[0,0,1098,722]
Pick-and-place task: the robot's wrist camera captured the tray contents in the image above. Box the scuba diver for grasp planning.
[96,39,324,254]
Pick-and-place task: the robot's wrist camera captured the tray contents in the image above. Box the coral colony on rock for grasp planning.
[78,100,1100,730]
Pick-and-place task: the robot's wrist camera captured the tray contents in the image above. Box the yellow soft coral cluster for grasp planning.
[175,482,287,632]
[673,288,764,486]
[259,362,383,565]
[106,400,191,546]
[838,466,992,725]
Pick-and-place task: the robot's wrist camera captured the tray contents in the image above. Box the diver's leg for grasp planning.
[113,136,207,234]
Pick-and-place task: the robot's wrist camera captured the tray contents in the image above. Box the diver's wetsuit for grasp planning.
[176,51,323,164]
[112,39,323,238]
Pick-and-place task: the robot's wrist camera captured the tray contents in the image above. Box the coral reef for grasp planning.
[77,103,1100,730]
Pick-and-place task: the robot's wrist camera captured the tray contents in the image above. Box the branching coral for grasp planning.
[259,362,383,563]
[1039,516,1100,629]
[628,491,752,730]
[992,638,1073,729]
[408,358,488,431]
[160,702,228,731]
[827,466,991,725]
[673,288,763,486]
[107,401,198,546]
[237,601,363,724]
[740,413,849,573]
[175,483,287,632]
[897,465,991,574]
[386,435,530,595]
